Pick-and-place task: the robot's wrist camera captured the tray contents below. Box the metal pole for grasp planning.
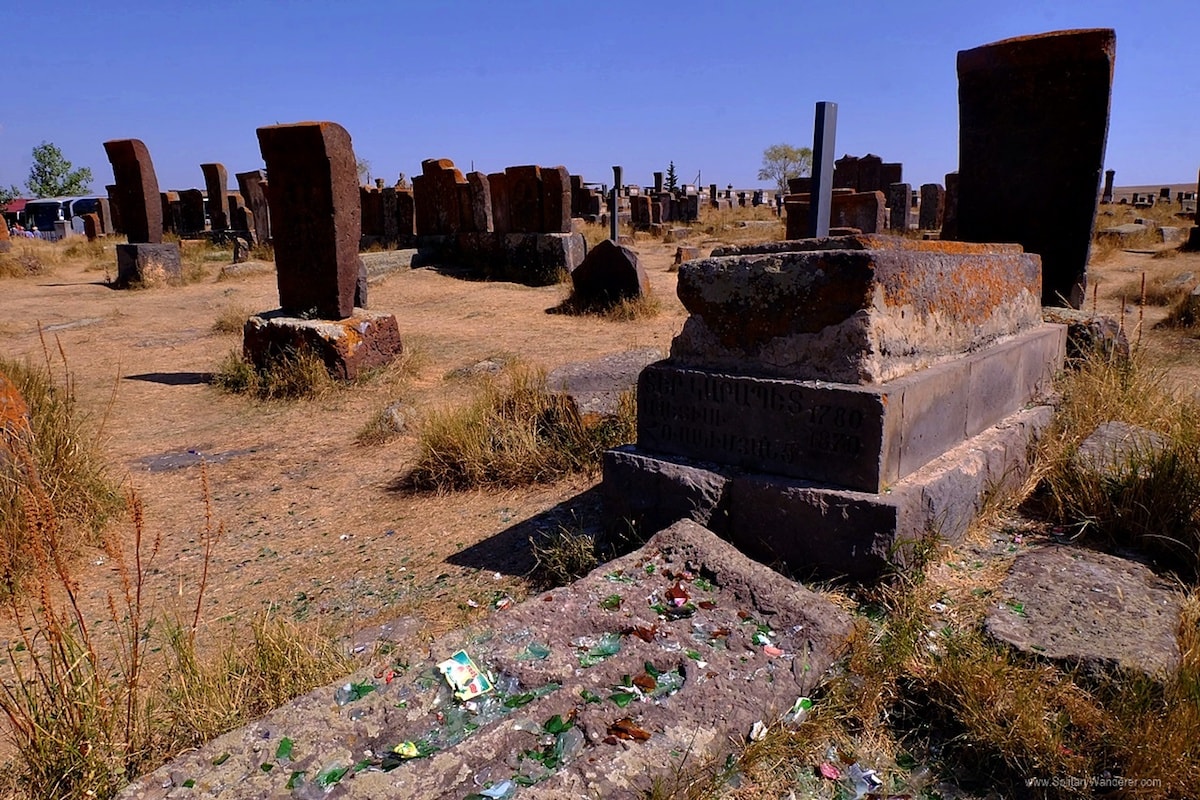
[808,101,838,238]
[610,165,622,242]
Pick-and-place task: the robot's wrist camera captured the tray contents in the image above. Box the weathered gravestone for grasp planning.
[82,213,101,242]
[245,121,403,380]
[604,235,1066,580]
[103,139,181,287]
[784,191,885,236]
[178,189,206,236]
[105,183,124,235]
[95,197,114,235]
[888,182,911,231]
[1102,168,1115,203]
[956,28,1115,308]
[941,172,959,240]
[569,238,650,309]
[235,169,271,245]
[200,162,229,233]
[115,519,854,800]
[919,183,944,230]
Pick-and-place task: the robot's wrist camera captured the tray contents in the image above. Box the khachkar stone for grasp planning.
[541,166,571,233]
[1102,169,1115,203]
[103,139,163,244]
[103,139,181,286]
[603,235,1066,580]
[505,165,542,233]
[919,183,944,230]
[941,172,959,240]
[956,28,1115,308]
[246,121,402,381]
[105,184,124,234]
[888,183,911,230]
[466,172,493,233]
[179,190,206,236]
[236,170,271,245]
[200,162,229,232]
[83,213,101,242]
[257,121,360,319]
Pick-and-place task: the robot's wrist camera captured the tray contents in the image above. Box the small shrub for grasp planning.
[211,306,250,335]
[212,348,333,401]
[553,286,662,321]
[530,525,599,585]
[405,365,635,490]
[355,403,408,446]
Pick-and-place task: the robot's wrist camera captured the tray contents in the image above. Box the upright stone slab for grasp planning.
[488,172,511,234]
[257,121,361,319]
[919,183,944,230]
[102,139,163,243]
[360,186,383,238]
[834,155,859,190]
[95,197,114,235]
[505,165,542,233]
[857,154,882,193]
[200,162,229,232]
[541,166,571,233]
[105,184,124,235]
[381,186,398,244]
[466,172,493,233]
[82,213,100,241]
[395,187,416,239]
[236,169,271,245]
[941,172,960,240]
[880,162,903,188]
[179,189,206,236]
[888,182,911,230]
[956,28,1115,308]
[1102,169,1115,203]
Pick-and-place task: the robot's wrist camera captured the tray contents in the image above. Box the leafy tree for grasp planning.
[665,161,678,192]
[0,184,21,207]
[24,142,93,198]
[757,143,812,195]
[356,157,371,185]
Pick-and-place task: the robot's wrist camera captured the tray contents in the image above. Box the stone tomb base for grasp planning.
[604,404,1054,582]
[416,232,586,285]
[115,243,182,287]
[243,310,403,381]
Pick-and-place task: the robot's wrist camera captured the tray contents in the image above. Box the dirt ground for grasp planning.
[2,213,1199,667]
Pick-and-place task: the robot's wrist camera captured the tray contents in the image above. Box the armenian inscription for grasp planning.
[637,364,893,492]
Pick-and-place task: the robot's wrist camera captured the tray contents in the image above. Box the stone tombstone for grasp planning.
[941,171,960,240]
[784,191,886,237]
[457,182,475,234]
[395,187,415,238]
[381,186,398,243]
[159,193,175,234]
[888,183,911,231]
[505,165,542,233]
[421,158,467,236]
[465,172,493,233]
[411,174,435,235]
[787,177,812,195]
[919,183,945,230]
[102,139,163,244]
[236,170,271,245]
[360,186,383,237]
[956,28,1115,308]
[653,172,664,193]
[179,190,206,236]
[605,235,1065,580]
[227,193,245,229]
[105,184,124,235]
[82,213,101,241]
[569,173,585,217]
[540,166,571,234]
[880,162,903,188]
[1160,186,1171,201]
[833,155,859,190]
[630,194,652,228]
[200,162,229,232]
[488,172,511,235]
[570,239,650,307]
[710,183,719,208]
[256,121,361,320]
[95,197,114,235]
[1102,169,1115,203]
[857,154,882,193]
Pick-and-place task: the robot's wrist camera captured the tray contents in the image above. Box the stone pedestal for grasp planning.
[242,310,403,381]
[602,235,1067,581]
[115,243,182,287]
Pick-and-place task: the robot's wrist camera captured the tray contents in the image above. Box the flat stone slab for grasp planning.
[117,520,853,799]
[985,546,1181,676]
[547,347,662,420]
[606,405,1054,582]
[1072,420,1167,480]
[135,446,260,473]
[675,235,1042,384]
[361,249,416,281]
[638,325,1065,493]
[243,310,403,381]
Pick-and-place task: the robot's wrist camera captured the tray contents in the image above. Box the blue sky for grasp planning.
[2,0,1197,195]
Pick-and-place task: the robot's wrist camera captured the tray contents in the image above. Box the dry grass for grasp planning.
[212,348,335,401]
[404,363,636,491]
[552,284,663,320]
[1,350,123,596]
[210,305,252,335]
[0,240,64,278]
[0,472,352,800]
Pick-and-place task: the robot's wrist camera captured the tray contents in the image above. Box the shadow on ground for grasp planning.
[125,371,212,385]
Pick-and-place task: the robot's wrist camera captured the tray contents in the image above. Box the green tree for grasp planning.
[757,143,812,195]
[665,161,678,192]
[356,157,371,185]
[0,184,21,207]
[25,142,93,198]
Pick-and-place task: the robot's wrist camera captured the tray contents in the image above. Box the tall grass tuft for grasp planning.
[1,350,123,595]
[0,467,351,800]
[406,364,635,490]
[1031,348,1200,576]
[212,348,334,401]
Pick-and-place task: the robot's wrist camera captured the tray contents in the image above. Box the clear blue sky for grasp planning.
[2,0,1197,195]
